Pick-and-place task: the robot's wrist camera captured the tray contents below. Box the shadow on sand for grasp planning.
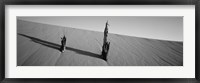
[18,33,104,60]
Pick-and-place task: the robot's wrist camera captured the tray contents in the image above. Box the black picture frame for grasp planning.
[0,0,200,83]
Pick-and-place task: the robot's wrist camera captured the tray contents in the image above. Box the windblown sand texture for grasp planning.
[17,20,183,66]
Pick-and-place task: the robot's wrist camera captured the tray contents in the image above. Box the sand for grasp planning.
[17,20,183,66]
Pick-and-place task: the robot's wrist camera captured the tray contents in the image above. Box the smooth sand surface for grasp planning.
[17,20,183,66]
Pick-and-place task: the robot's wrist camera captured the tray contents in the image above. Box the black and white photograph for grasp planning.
[17,16,183,66]
[1,0,198,82]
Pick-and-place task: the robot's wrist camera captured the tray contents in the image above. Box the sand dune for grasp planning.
[17,20,183,66]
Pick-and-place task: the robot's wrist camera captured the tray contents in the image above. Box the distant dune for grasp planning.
[17,19,183,66]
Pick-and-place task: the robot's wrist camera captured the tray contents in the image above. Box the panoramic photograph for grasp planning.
[17,16,183,66]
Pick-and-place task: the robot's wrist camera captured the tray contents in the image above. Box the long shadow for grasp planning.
[18,33,103,60]
[65,46,103,59]
[18,33,61,50]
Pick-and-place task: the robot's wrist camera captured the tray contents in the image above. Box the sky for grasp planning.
[18,16,183,41]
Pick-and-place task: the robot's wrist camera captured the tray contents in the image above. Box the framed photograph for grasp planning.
[1,0,199,82]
